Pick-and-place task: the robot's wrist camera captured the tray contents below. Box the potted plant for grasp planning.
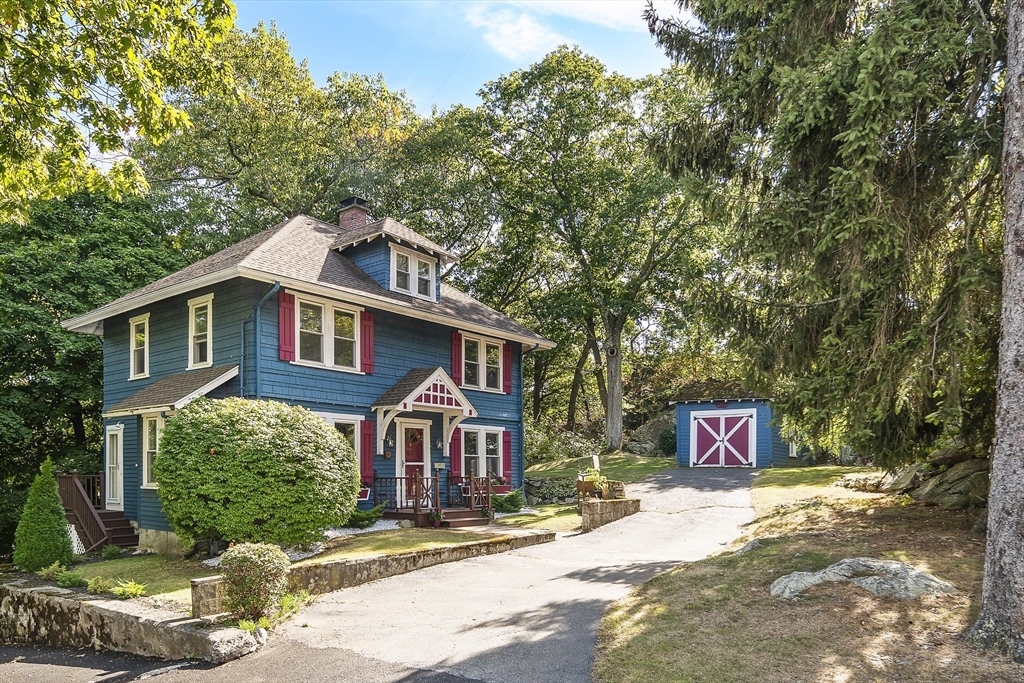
[428,508,445,528]
[490,476,511,494]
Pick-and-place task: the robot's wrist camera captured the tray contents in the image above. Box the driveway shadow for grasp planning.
[631,467,759,493]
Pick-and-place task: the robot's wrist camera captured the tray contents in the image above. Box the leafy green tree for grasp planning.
[136,23,418,238]
[13,458,73,572]
[0,193,187,559]
[155,398,359,547]
[647,0,1005,466]
[475,48,705,449]
[0,0,235,224]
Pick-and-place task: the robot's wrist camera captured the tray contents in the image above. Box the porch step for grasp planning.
[442,518,491,528]
[441,508,491,521]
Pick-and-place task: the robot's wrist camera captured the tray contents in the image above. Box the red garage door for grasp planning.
[691,410,756,467]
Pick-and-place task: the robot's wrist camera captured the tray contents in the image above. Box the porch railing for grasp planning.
[373,475,440,513]
[446,475,492,510]
[55,471,109,552]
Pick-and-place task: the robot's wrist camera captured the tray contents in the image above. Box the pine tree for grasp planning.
[13,458,73,572]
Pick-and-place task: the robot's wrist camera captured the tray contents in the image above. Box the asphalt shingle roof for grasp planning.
[105,365,239,415]
[371,367,443,409]
[332,218,457,263]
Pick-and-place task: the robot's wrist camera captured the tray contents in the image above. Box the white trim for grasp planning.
[460,331,504,393]
[105,424,125,510]
[314,412,362,465]
[395,419,432,508]
[128,313,150,380]
[187,293,214,370]
[293,292,362,372]
[102,365,239,417]
[141,413,164,489]
[390,244,436,302]
[61,267,242,335]
[459,425,506,479]
[789,440,798,458]
[688,409,757,468]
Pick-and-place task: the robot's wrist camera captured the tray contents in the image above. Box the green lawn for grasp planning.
[75,555,219,604]
[526,451,674,482]
[494,504,581,532]
[294,528,496,565]
[751,465,882,514]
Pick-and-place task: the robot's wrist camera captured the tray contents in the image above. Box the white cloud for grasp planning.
[464,5,567,60]
[510,0,680,32]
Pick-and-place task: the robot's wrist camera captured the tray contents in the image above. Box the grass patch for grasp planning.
[295,528,495,566]
[594,477,1023,683]
[75,555,219,603]
[494,504,581,532]
[527,451,673,482]
[750,465,884,514]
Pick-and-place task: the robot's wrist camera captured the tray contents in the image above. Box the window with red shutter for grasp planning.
[502,431,512,482]
[450,427,462,478]
[360,311,374,373]
[502,343,512,393]
[278,291,295,361]
[451,331,463,385]
[360,420,375,485]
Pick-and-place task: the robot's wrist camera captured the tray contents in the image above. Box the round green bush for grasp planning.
[657,426,677,456]
[220,542,290,620]
[154,397,359,546]
[13,458,74,572]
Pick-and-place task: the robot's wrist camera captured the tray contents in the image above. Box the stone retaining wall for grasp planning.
[0,578,255,662]
[580,498,641,532]
[192,529,556,618]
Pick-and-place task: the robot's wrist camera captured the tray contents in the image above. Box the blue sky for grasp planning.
[233,1,688,113]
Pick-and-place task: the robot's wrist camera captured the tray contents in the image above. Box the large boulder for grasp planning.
[626,411,676,456]
[881,463,927,493]
[770,558,956,600]
[910,458,990,509]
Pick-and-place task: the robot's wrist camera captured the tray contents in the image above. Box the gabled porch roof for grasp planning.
[372,366,475,455]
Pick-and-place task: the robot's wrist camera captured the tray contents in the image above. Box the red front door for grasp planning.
[692,412,755,467]
[401,428,421,501]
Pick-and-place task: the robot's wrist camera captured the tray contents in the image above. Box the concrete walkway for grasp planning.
[167,467,757,683]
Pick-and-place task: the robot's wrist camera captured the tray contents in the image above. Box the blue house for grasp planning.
[61,198,554,552]
[674,398,808,469]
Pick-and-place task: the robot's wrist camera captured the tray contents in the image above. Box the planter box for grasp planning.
[490,485,512,494]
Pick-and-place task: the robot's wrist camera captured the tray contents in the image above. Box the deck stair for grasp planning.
[440,508,491,528]
[56,471,139,552]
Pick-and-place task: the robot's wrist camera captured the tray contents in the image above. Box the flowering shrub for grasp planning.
[220,542,290,620]
[155,398,359,546]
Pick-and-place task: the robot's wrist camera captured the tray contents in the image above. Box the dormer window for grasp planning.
[391,245,435,301]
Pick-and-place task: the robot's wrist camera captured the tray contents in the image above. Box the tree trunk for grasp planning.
[565,345,589,431]
[604,322,624,451]
[69,399,87,447]
[964,1,1024,661]
[585,316,608,409]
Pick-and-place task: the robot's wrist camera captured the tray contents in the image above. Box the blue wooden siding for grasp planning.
[675,399,806,469]
[345,240,390,290]
[102,275,526,529]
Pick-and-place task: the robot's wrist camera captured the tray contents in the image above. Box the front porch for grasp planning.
[372,474,500,528]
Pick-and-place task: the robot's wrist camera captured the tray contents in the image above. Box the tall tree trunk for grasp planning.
[965,1,1024,661]
[69,399,87,447]
[604,320,624,451]
[565,345,589,431]
[532,354,546,422]
[584,316,608,409]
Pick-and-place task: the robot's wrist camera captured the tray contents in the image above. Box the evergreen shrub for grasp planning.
[657,426,677,456]
[492,490,524,513]
[220,542,291,620]
[102,544,122,560]
[13,459,74,572]
[56,571,88,588]
[342,502,386,529]
[154,397,359,546]
[111,579,146,599]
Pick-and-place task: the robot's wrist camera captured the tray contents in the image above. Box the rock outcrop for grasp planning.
[910,458,990,509]
[770,558,956,600]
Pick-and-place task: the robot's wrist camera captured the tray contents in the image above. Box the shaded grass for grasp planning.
[494,504,581,532]
[526,451,673,482]
[751,465,884,514]
[594,484,1022,682]
[75,555,219,599]
[295,528,494,566]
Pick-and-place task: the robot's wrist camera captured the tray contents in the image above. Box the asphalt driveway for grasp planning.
[1,467,756,683]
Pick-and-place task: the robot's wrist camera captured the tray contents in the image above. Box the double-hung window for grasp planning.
[142,414,164,488]
[463,427,503,479]
[463,335,502,391]
[391,246,435,301]
[128,313,149,380]
[295,295,361,372]
[188,294,213,369]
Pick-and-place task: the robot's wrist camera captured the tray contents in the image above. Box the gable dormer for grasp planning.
[332,197,457,304]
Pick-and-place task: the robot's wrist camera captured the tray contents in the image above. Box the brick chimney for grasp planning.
[338,196,370,229]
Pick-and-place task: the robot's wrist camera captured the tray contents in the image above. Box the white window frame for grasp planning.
[141,413,164,489]
[105,423,124,511]
[128,313,150,380]
[314,412,363,461]
[187,293,214,370]
[461,332,503,393]
[292,293,363,374]
[390,245,436,301]
[461,426,505,480]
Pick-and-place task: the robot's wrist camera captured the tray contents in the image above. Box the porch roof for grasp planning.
[102,364,239,417]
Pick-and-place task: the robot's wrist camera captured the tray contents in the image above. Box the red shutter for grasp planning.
[450,427,462,478]
[360,311,375,374]
[503,343,513,394]
[502,431,513,482]
[360,420,375,485]
[278,291,295,361]
[451,331,463,385]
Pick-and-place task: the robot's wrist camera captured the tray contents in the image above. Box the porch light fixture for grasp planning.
[385,433,395,447]
[434,437,443,450]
